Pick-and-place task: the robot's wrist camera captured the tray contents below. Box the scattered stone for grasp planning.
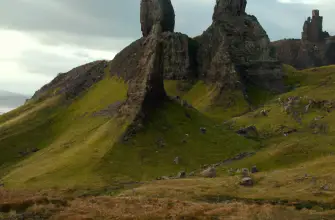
[156,138,166,148]
[236,126,258,138]
[321,184,329,191]
[19,151,30,157]
[251,165,259,173]
[185,111,191,119]
[283,128,297,136]
[177,171,186,178]
[188,171,195,177]
[31,148,40,153]
[240,177,254,187]
[241,168,249,177]
[201,167,216,178]
[260,109,269,116]
[200,127,207,134]
[174,156,180,165]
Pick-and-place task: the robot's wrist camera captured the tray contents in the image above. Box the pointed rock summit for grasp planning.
[140,0,175,37]
[272,9,335,69]
[198,0,285,93]
[213,0,247,19]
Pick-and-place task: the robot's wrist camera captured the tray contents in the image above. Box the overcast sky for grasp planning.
[0,0,334,96]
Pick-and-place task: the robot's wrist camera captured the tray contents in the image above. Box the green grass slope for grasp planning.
[0,69,259,189]
[0,73,129,189]
[164,80,250,121]
[220,65,335,171]
[99,100,258,182]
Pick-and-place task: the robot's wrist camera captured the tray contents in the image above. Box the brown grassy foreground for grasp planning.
[1,188,335,220]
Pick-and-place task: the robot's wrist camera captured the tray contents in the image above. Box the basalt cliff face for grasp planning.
[272,10,335,69]
[108,0,285,110]
[197,0,285,94]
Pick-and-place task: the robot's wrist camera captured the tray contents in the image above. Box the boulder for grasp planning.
[241,168,249,177]
[177,171,186,178]
[240,177,253,186]
[201,167,216,178]
[174,156,180,165]
[140,0,175,37]
[236,126,258,138]
[200,127,207,134]
[251,165,259,173]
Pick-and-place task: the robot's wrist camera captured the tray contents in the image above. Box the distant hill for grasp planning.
[0,90,28,110]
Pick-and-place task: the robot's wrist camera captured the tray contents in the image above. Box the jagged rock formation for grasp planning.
[272,10,335,69]
[110,33,198,81]
[197,0,285,93]
[140,0,175,37]
[119,24,166,121]
[213,0,247,18]
[119,3,168,140]
[301,10,329,42]
[31,0,286,126]
[31,60,107,101]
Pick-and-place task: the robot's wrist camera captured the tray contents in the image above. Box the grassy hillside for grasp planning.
[2,64,335,219]
[219,65,335,171]
[0,73,129,189]
[0,66,259,189]
[164,80,250,121]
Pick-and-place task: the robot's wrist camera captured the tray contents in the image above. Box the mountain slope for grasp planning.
[0,63,257,189]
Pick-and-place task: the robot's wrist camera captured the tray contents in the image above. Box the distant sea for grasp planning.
[0,106,13,115]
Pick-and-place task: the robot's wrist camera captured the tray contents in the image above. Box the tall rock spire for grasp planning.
[301,9,329,42]
[213,0,247,21]
[140,0,175,37]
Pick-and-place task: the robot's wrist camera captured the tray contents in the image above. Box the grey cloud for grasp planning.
[0,0,334,49]
[16,49,99,76]
[31,31,135,52]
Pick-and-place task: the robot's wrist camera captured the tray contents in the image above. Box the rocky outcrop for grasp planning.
[140,0,175,37]
[161,32,198,80]
[109,33,198,81]
[272,10,335,69]
[197,0,285,93]
[213,0,247,19]
[325,37,335,65]
[31,60,107,101]
[119,24,166,124]
[31,0,287,122]
[301,10,329,43]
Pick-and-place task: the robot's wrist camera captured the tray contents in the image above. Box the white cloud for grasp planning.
[0,30,117,96]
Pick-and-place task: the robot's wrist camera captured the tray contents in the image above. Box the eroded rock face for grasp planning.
[109,33,198,81]
[301,10,329,43]
[31,60,107,101]
[140,0,175,37]
[325,37,335,65]
[272,10,335,69]
[119,24,167,140]
[162,32,198,80]
[213,0,247,20]
[197,0,285,93]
